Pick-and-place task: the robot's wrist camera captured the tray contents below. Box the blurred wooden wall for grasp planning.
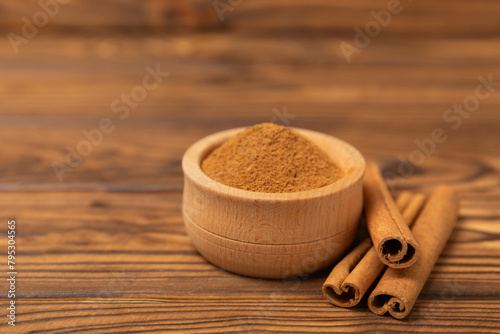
[1,0,500,36]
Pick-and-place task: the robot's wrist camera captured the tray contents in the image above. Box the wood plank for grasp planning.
[0,299,499,333]
[0,19,499,333]
[2,36,500,126]
[0,35,499,189]
[2,36,500,119]
[0,117,498,191]
[0,116,498,190]
[1,0,500,36]
[0,192,498,301]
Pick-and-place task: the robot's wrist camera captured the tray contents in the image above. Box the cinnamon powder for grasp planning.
[201,123,342,193]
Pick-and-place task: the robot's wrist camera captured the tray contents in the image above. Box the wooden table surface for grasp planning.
[1,1,500,332]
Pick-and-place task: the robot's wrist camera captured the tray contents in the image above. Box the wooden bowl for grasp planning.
[182,127,365,279]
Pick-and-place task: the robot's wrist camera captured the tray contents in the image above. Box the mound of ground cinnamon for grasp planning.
[201,123,342,193]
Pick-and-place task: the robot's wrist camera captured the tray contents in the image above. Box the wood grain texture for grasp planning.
[1,0,500,36]
[0,191,498,299]
[1,299,499,333]
[0,35,499,191]
[0,3,500,330]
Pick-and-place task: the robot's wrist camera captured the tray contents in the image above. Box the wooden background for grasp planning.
[0,0,499,332]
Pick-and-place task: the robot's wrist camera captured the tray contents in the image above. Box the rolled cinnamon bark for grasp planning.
[368,185,460,319]
[395,191,413,212]
[395,191,427,225]
[322,192,426,307]
[364,162,419,269]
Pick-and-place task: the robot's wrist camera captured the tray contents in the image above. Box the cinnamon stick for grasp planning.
[395,191,427,225]
[322,192,426,307]
[364,162,419,269]
[368,185,460,319]
[395,191,413,212]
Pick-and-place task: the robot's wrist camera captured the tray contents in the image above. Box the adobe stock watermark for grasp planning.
[384,74,500,188]
[6,219,17,327]
[212,0,243,21]
[340,0,408,64]
[52,64,170,182]
[270,106,296,126]
[7,0,70,54]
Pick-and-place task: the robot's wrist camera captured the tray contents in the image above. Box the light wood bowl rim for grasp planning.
[183,126,365,201]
